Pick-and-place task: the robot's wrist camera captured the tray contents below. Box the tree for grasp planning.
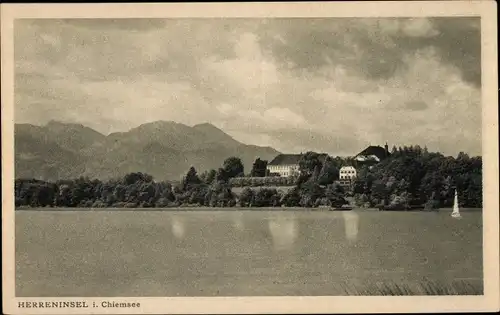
[12,145,483,210]
[350,144,482,209]
[184,166,201,190]
[371,180,388,206]
[310,165,321,184]
[188,184,209,206]
[281,187,301,207]
[137,181,158,207]
[250,158,268,177]
[156,181,175,207]
[199,169,217,185]
[318,157,339,186]
[207,180,235,207]
[424,191,440,211]
[390,192,410,209]
[396,178,409,194]
[325,183,347,207]
[223,157,245,179]
[239,187,255,207]
[253,188,280,207]
[298,151,322,178]
[216,168,228,182]
[420,172,444,205]
[123,172,153,185]
[205,169,217,184]
[457,151,470,160]
[391,145,398,155]
[299,180,324,207]
[352,178,366,195]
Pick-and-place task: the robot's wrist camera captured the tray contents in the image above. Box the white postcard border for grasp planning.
[2,2,498,314]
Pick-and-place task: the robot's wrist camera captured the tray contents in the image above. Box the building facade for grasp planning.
[266,154,302,177]
[339,166,357,180]
[338,166,357,188]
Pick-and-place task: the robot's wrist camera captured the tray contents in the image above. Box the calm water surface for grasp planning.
[15,209,482,296]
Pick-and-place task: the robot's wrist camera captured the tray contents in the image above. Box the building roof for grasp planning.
[355,145,389,161]
[340,166,356,170]
[268,154,303,166]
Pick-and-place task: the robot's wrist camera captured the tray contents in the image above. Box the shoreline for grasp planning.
[14,207,484,212]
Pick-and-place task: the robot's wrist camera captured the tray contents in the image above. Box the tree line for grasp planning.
[351,146,482,209]
[14,145,482,209]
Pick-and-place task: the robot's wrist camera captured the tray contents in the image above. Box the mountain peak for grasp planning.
[45,120,105,138]
[47,120,83,128]
[47,119,64,125]
[134,120,192,131]
[192,122,242,146]
[15,119,281,181]
[140,120,183,126]
[193,122,221,130]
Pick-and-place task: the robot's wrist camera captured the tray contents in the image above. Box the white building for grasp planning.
[339,166,357,180]
[266,154,301,177]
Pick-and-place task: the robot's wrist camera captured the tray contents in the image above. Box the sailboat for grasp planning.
[451,189,461,219]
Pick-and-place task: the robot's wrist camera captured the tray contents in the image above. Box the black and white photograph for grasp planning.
[2,2,498,314]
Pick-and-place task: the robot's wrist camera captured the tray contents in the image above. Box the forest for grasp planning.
[14,145,482,209]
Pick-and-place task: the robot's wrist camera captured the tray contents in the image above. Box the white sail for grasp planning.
[451,189,461,218]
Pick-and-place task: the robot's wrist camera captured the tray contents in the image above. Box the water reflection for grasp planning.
[268,216,298,251]
[231,212,245,232]
[342,211,359,242]
[171,217,185,240]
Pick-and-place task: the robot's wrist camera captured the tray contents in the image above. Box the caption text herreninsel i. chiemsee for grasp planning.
[18,301,141,309]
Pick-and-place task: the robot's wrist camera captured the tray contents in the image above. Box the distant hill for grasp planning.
[14,121,280,181]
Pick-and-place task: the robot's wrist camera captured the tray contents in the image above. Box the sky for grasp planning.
[14,17,481,156]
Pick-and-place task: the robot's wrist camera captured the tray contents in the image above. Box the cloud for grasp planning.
[14,17,482,156]
[264,108,306,127]
[404,101,428,111]
[401,18,440,37]
[215,103,306,131]
[257,17,480,86]
[61,18,168,31]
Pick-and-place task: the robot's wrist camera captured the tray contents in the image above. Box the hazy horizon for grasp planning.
[15,17,481,156]
[16,118,481,158]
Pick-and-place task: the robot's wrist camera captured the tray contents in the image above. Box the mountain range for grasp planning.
[15,120,280,182]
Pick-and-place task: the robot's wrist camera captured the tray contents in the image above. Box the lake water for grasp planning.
[15,209,483,296]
